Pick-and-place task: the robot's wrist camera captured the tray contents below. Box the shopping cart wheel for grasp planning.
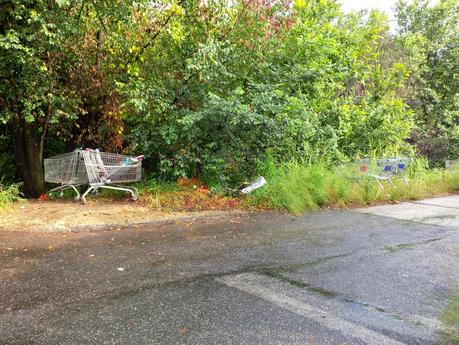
[59,191,64,198]
[81,196,87,204]
[131,194,138,201]
[74,195,81,202]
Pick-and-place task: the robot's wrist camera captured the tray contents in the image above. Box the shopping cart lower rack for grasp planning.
[44,149,144,204]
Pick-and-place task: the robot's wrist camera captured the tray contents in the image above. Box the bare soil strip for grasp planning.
[0,200,243,232]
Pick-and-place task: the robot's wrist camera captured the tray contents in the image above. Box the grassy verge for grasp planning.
[19,159,459,214]
[247,160,459,214]
[441,286,459,345]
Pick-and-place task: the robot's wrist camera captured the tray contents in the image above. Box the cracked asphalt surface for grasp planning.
[1,196,458,344]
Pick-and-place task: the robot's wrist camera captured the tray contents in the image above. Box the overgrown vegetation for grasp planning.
[0,0,458,211]
[396,0,459,163]
[441,287,459,345]
[0,182,22,209]
[249,158,459,214]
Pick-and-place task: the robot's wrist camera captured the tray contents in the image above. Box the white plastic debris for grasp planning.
[117,267,125,271]
[240,176,267,194]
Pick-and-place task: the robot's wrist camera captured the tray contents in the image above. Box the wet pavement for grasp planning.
[0,196,458,344]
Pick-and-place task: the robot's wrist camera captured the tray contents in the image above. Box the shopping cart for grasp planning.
[357,157,410,189]
[446,159,459,173]
[44,149,144,203]
[44,150,88,201]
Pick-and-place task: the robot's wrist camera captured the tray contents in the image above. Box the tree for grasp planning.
[395,0,459,162]
[0,0,131,196]
[125,0,414,185]
[0,0,76,196]
[0,0,441,195]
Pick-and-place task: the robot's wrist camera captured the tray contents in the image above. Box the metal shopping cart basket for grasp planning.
[446,159,459,173]
[357,157,410,189]
[44,149,144,204]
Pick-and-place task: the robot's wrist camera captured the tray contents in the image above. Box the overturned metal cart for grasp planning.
[44,149,143,204]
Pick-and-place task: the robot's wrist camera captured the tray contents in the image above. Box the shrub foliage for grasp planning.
[0,0,457,194]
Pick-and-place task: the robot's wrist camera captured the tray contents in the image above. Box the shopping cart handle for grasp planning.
[132,155,144,162]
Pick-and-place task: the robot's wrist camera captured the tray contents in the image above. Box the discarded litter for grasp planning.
[117,267,125,271]
[239,176,267,194]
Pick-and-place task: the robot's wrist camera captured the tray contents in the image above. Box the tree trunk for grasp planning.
[95,29,105,66]
[11,119,46,198]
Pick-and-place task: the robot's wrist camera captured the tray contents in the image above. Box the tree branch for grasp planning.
[90,0,108,34]
[39,99,51,162]
[219,0,251,41]
[39,51,53,162]
[128,0,186,65]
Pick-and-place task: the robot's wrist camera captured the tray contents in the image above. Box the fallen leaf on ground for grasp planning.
[177,327,189,335]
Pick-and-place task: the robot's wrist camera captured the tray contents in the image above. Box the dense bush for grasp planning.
[395,0,459,164]
[125,1,415,186]
[0,132,17,183]
[0,0,457,195]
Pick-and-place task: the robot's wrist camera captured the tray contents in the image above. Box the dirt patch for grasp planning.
[0,199,244,232]
[152,190,248,211]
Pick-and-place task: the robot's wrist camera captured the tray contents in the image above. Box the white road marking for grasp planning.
[218,273,408,345]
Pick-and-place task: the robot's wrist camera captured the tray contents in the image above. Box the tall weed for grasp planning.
[0,183,22,209]
[250,159,459,214]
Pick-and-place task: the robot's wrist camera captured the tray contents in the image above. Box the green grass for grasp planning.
[135,178,181,195]
[248,159,459,214]
[0,183,23,209]
[441,287,459,345]
[12,159,459,214]
[135,179,181,208]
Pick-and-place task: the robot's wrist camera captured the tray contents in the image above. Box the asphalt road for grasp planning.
[1,196,458,345]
